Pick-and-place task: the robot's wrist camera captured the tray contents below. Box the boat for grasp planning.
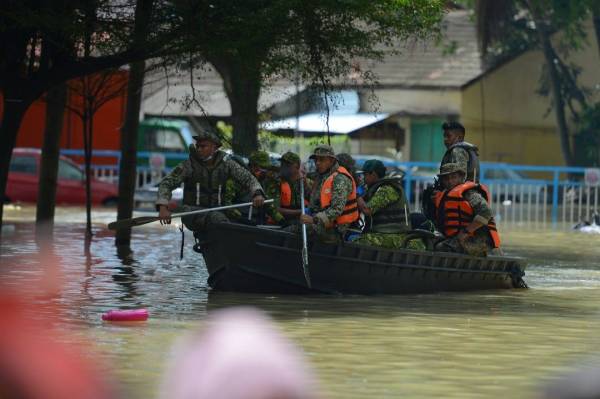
[199,223,527,295]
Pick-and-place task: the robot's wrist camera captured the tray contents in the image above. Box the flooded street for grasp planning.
[2,205,600,398]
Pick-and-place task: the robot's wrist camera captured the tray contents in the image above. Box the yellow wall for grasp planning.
[460,19,600,166]
[371,88,462,115]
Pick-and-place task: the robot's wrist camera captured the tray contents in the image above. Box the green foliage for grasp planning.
[169,0,445,154]
[216,120,350,156]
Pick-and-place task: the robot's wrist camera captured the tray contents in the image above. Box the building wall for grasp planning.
[461,19,600,166]
[365,88,462,115]
[5,72,128,153]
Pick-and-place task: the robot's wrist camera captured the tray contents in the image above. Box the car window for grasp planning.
[58,159,83,180]
[9,156,37,174]
[145,129,186,152]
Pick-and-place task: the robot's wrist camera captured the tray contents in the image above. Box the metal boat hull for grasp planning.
[200,223,527,295]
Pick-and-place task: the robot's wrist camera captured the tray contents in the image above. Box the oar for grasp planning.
[299,179,312,288]
[107,200,274,230]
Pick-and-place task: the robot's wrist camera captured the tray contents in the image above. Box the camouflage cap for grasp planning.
[280,151,300,165]
[193,129,222,147]
[438,162,466,176]
[309,144,336,160]
[248,151,272,169]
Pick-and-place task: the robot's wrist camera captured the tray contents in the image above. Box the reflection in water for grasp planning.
[2,207,600,398]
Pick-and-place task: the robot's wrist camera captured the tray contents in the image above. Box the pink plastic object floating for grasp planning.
[102,308,149,322]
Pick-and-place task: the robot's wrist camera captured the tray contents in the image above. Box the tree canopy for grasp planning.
[170,0,445,154]
[474,0,600,166]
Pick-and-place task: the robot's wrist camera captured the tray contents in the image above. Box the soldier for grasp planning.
[440,121,480,183]
[296,145,359,243]
[277,151,311,224]
[355,160,425,250]
[248,151,286,226]
[156,129,265,234]
[222,154,252,221]
[432,163,501,257]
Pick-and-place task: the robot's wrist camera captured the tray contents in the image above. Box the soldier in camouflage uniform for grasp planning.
[293,145,359,243]
[433,163,502,257]
[156,130,265,233]
[248,151,286,225]
[440,121,480,183]
[221,154,252,221]
[355,160,425,250]
[276,151,311,224]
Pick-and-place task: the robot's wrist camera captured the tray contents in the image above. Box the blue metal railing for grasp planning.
[60,149,597,226]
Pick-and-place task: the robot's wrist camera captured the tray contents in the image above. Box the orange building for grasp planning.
[3,70,128,164]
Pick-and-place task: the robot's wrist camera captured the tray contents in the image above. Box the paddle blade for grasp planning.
[301,247,311,288]
[107,216,159,230]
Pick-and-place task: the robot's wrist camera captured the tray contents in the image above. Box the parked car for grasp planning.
[5,148,118,206]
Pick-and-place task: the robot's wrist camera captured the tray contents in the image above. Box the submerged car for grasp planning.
[6,148,118,206]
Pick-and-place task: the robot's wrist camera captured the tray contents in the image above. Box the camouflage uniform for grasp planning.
[249,151,286,225]
[434,163,499,257]
[156,144,263,233]
[260,171,286,225]
[277,151,311,225]
[222,179,249,220]
[440,141,480,183]
[355,184,425,251]
[353,162,424,251]
[284,146,356,243]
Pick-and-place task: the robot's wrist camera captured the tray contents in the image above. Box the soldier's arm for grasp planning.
[314,174,353,224]
[228,160,264,198]
[156,161,188,209]
[365,185,401,215]
[464,190,493,226]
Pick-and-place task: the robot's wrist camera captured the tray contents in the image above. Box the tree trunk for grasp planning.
[36,83,68,236]
[115,60,145,247]
[0,92,31,237]
[215,59,262,155]
[529,6,574,166]
[114,0,154,247]
[593,6,600,57]
[82,102,93,237]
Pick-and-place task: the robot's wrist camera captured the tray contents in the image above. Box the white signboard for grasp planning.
[584,168,600,187]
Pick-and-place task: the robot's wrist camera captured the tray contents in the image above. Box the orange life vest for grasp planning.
[279,180,309,208]
[319,166,359,226]
[433,182,501,247]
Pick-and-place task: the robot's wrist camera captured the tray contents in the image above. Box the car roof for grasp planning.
[13,148,42,155]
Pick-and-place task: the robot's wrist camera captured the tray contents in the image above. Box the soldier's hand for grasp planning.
[357,197,368,213]
[300,214,314,225]
[252,194,265,207]
[158,206,172,225]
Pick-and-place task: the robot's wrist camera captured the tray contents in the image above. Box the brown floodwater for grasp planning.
[2,204,600,398]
